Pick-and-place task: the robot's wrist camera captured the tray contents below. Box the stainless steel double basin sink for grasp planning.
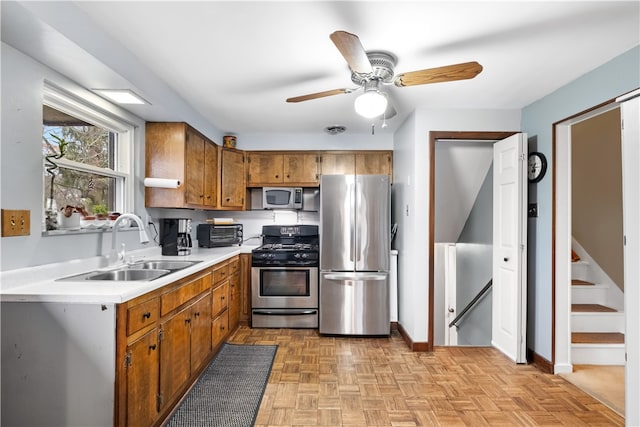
[57,260,201,282]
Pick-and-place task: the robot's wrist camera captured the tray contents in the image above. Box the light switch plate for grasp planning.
[1,209,31,236]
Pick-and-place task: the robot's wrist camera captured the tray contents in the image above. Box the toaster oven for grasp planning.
[197,223,243,247]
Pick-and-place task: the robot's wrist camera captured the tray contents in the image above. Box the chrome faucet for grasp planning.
[109,213,150,265]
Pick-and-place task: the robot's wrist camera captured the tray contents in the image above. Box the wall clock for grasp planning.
[528,152,547,183]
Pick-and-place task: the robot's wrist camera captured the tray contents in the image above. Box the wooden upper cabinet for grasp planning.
[320,152,356,175]
[184,128,205,206]
[320,151,393,181]
[220,148,245,209]
[247,152,319,187]
[284,153,319,185]
[247,152,283,186]
[145,122,218,209]
[355,151,393,178]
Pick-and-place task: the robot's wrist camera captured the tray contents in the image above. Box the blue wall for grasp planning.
[522,46,640,360]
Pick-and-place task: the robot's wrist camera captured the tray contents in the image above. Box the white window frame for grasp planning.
[43,83,135,220]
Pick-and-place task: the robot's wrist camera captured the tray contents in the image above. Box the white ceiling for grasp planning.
[2,1,639,136]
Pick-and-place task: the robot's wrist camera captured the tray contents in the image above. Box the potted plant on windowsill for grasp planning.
[93,204,109,220]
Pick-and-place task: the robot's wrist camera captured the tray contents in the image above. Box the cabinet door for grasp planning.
[212,281,229,317]
[320,153,355,175]
[159,308,191,409]
[284,153,319,185]
[247,153,283,186]
[228,272,240,332]
[126,328,159,427]
[220,148,245,209]
[203,141,218,208]
[355,152,392,178]
[239,254,252,325]
[190,293,212,373]
[185,129,205,206]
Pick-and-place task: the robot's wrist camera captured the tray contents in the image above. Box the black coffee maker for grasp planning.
[160,218,192,256]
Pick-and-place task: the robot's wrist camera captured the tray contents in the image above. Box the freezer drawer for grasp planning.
[319,272,390,335]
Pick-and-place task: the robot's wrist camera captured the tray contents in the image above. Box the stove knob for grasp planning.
[294,253,301,258]
[301,253,308,258]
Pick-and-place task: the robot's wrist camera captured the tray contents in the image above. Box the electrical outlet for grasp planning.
[1,209,31,237]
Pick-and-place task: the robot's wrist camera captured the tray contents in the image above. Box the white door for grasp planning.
[492,133,527,363]
[618,90,640,425]
[444,243,458,345]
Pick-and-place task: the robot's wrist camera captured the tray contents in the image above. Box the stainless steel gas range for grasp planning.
[251,225,319,328]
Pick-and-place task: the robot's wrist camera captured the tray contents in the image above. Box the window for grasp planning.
[42,83,134,231]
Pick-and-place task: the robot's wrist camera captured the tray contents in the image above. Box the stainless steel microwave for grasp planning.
[196,223,243,247]
[262,187,303,210]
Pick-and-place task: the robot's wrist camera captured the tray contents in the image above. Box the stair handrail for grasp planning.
[448,279,493,329]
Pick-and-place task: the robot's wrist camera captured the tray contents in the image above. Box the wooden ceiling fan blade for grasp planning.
[330,30,373,75]
[394,61,483,87]
[286,88,351,103]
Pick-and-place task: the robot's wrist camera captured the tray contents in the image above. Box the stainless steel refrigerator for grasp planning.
[319,174,391,335]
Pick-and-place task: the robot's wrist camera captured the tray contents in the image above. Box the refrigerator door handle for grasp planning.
[349,182,356,263]
[323,273,388,281]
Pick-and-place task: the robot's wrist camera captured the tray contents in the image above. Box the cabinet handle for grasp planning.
[185,318,191,324]
[149,344,157,351]
[221,296,225,300]
[194,312,200,317]
[143,312,151,319]
[275,174,279,179]
[226,198,230,202]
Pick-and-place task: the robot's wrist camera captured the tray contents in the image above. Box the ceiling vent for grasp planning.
[324,125,346,135]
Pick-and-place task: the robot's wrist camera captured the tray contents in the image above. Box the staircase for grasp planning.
[571,259,625,365]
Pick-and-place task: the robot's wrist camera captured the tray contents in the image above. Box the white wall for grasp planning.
[0,43,157,271]
[435,141,493,243]
[393,108,521,343]
[238,132,393,151]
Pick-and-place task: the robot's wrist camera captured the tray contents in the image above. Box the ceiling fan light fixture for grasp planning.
[354,90,387,118]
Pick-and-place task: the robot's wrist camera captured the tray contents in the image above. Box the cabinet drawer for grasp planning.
[213,263,229,284]
[228,256,239,275]
[212,282,229,316]
[127,297,160,336]
[212,310,229,349]
[161,273,212,316]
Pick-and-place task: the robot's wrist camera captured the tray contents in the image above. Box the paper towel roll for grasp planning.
[144,178,181,188]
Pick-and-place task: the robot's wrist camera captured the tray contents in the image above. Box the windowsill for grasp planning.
[42,225,139,237]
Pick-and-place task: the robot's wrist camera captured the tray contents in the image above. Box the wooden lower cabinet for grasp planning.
[239,253,252,325]
[159,306,192,410]
[117,257,241,427]
[126,327,159,427]
[190,293,212,373]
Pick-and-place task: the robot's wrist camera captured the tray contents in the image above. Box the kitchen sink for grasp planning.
[56,260,201,282]
[129,260,200,271]
[86,269,170,281]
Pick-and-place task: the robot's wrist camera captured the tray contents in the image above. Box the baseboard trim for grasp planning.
[528,348,554,374]
[397,322,430,352]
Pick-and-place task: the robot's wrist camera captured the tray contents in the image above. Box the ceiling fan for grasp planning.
[286,31,483,119]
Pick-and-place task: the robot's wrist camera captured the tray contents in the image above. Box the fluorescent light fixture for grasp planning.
[93,89,149,105]
[354,90,388,118]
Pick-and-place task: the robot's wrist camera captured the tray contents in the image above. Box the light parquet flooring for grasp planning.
[228,327,624,426]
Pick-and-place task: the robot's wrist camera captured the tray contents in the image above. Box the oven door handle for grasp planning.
[252,309,318,316]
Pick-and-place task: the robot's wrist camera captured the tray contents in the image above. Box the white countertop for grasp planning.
[0,245,257,304]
